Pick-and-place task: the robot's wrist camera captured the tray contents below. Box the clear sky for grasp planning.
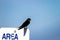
[0,0,60,40]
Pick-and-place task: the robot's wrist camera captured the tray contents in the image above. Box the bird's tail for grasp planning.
[18,26,22,30]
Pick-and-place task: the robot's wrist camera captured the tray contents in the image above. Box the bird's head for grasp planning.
[27,18,31,22]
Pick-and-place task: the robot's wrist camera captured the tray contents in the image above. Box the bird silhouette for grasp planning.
[18,18,31,30]
[18,18,31,36]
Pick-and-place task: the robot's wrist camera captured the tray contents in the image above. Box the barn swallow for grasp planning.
[18,18,31,36]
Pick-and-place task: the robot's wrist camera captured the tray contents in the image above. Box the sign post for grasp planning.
[0,28,30,40]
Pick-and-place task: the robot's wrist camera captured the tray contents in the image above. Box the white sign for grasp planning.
[0,28,30,40]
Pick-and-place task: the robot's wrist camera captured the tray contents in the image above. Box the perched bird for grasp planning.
[18,18,31,36]
[18,18,31,30]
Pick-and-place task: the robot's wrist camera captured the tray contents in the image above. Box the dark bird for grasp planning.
[18,18,31,36]
[18,18,31,30]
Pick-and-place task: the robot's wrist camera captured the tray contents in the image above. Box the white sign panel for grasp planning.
[0,28,30,40]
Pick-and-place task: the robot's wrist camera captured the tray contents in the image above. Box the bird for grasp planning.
[18,18,31,36]
[18,18,31,30]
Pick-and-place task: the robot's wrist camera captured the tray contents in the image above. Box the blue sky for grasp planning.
[0,0,60,40]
